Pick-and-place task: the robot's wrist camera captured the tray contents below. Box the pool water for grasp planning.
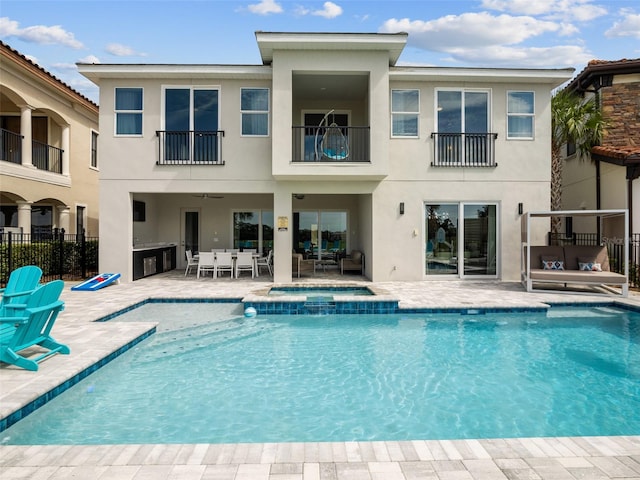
[268,286,374,296]
[2,303,639,445]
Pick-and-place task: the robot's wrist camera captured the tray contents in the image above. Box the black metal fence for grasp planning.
[0,229,99,288]
[548,232,640,289]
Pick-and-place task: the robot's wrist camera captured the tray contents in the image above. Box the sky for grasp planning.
[1,0,639,103]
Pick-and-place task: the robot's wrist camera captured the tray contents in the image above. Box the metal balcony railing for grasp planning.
[32,140,63,173]
[156,130,225,165]
[1,128,22,165]
[292,126,370,163]
[431,133,498,167]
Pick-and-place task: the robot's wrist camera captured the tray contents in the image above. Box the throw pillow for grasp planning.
[578,262,602,272]
[542,260,564,270]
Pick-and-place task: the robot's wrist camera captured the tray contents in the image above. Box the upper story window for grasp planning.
[507,91,534,139]
[391,89,419,137]
[160,87,221,164]
[164,87,219,131]
[433,89,496,167]
[241,88,269,136]
[90,130,98,168]
[436,89,489,134]
[115,88,143,136]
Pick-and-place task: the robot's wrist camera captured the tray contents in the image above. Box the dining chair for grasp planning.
[256,250,273,276]
[215,251,234,278]
[196,252,216,278]
[242,248,257,253]
[185,250,199,276]
[234,252,255,278]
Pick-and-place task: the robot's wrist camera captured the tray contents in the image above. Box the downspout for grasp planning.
[596,159,601,240]
[629,177,634,236]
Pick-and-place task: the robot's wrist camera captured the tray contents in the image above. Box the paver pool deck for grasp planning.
[1,271,640,480]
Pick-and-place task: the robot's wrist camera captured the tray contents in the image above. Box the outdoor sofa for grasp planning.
[523,244,628,296]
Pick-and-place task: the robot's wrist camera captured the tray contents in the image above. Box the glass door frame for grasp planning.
[424,202,499,279]
[180,208,200,268]
[293,209,348,260]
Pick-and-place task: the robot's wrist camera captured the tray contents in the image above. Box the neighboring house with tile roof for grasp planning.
[561,58,640,237]
[78,31,572,283]
[0,41,99,237]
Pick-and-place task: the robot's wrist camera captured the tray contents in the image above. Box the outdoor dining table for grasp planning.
[193,251,262,277]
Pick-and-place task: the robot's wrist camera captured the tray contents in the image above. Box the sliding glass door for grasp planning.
[463,204,497,276]
[293,211,347,259]
[425,203,498,277]
[232,210,273,253]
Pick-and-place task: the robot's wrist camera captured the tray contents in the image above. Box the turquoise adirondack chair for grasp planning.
[0,266,43,313]
[0,279,69,371]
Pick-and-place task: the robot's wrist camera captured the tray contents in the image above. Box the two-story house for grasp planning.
[561,58,640,237]
[78,31,572,284]
[1,41,100,238]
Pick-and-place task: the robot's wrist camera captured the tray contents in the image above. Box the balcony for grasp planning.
[1,128,63,174]
[156,130,225,165]
[431,133,498,167]
[292,126,370,163]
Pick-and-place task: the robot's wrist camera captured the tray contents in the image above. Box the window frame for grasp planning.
[90,130,98,169]
[391,89,420,138]
[114,87,143,137]
[506,91,535,140]
[240,87,270,137]
[161,85,220,131]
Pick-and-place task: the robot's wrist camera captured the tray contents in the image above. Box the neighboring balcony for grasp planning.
[156,130,225,165]
[0,128,63,174]
[291,126,370,163]
[431,133,498,167]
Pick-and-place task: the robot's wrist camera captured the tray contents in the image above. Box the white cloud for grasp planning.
[481,0,557,16]
[78,54,101,64]
[105,43,147,57]
[605,11,640,39]
[247,0,283,15]
[0,16,83,49]
[382,13,560,50]
[52,62,78,71]
[312,2,343,19]
[380,10,597,68]
[481,0,607,22]
[443,44,593,67]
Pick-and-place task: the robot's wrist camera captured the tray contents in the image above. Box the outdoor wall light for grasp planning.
[518,202,524,215]
[399,202,405,215]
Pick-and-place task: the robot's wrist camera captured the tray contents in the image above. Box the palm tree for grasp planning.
[550,89,606,233]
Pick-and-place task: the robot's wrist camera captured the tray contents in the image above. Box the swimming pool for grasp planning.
[2,302,639,445]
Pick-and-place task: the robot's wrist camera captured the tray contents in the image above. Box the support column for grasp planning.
[61,124,70,175]
[19,105,34,167]
[57,206,71,233]
[16,201,32,235]
[272,189,293,283]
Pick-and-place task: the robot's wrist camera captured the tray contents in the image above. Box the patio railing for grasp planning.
[0,229,99,288]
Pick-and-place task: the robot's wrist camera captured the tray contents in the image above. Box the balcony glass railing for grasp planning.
[292,126,370,163]
[431,133,498,167]
[156,130,225,165]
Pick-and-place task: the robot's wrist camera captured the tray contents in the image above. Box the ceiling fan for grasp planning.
[192,193,224,199]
